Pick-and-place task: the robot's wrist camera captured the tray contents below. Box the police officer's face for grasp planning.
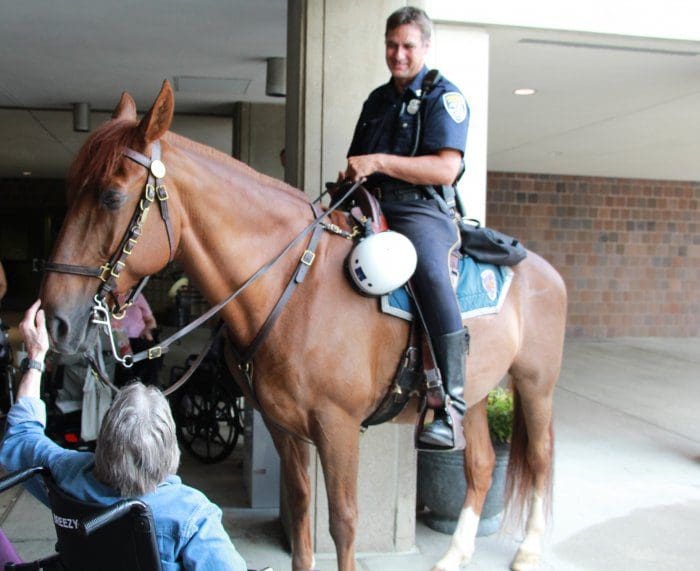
[385,24,429,88]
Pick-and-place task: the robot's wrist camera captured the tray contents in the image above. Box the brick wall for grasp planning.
[486,172,700,338]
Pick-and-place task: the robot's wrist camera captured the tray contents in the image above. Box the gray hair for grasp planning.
[94,382,180,497]
[385,6,432,42]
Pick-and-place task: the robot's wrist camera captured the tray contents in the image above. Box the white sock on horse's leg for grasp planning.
[511,493,545,571]
[431,506,479,571]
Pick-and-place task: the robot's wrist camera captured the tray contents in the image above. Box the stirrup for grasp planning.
[415,406,465,452]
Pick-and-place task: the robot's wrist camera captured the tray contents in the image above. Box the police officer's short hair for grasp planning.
[385,6,432,42]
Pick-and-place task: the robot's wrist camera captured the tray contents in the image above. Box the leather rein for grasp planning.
[44,140,362,396]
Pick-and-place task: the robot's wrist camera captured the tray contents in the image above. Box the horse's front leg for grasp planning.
[432,398,494,571]
[313,411,360,571]
[267,427,315,571]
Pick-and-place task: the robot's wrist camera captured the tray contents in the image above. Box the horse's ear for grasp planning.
[138,80,174,143]
[112,92,137,121]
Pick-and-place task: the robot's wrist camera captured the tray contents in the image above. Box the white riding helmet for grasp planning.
[348,231,418,296]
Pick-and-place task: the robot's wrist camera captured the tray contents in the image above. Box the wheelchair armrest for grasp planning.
[81,499,150,536]
[5,554,62,570]
[0,466,48,494]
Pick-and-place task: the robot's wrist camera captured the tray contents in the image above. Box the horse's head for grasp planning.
[41,81,178,354]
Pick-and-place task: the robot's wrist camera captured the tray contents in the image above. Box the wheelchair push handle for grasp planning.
[81,499,150,536]
[0,466,48,493]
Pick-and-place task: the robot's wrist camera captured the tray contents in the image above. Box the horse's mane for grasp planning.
[67,118,140,203]
[67,118,307,205]
[164,131,307,200]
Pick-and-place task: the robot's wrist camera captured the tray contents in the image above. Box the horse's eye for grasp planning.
[100,188,127,211]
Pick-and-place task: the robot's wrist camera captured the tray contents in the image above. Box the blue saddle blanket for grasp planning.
[381,257,514,321]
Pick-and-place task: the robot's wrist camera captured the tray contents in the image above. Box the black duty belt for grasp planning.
[375,186,427,203]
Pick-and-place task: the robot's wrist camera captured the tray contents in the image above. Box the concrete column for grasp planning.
[286,0,417,555]
[232,101,286,179]
[286,0,401,196]
[243,406,281,509]
[231,101,286,509]
[284,0,489,556]
[428,21,489,223]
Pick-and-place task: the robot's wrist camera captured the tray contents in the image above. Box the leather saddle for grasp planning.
[349,186,388,235]
[345,187,446,436]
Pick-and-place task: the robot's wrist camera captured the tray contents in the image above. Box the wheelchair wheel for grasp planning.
[173,376,243,464]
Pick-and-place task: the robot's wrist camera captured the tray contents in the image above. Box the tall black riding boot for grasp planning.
[418,329,468,450]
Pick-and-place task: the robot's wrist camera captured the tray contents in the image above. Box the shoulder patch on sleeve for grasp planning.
[442,92,467,124]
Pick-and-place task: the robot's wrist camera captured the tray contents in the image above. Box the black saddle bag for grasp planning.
[458,219,527,266]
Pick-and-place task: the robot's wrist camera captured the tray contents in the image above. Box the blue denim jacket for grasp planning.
[0,397,246,571]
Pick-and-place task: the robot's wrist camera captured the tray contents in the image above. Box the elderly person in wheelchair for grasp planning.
[0,300,247,570]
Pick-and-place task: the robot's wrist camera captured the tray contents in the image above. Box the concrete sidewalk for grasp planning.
[1,337,699,570]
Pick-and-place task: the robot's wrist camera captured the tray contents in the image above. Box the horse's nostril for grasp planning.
[48,313,71,344]
[43,306,93,355]
[57,317,70,340]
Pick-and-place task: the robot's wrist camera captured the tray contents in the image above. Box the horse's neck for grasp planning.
[167,139,312,344]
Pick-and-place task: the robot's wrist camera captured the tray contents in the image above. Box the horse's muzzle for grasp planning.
[45,304,97,355]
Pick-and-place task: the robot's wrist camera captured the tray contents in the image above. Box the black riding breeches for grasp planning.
[382,199,462,337]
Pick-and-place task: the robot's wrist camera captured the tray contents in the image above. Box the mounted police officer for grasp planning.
[340,6,469,450]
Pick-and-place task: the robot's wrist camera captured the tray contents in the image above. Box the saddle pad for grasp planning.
[381,257,514,321]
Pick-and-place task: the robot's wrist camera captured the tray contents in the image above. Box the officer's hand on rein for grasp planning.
[345,154,383,182]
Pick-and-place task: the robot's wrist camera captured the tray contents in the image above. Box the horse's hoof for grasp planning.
[511,549,540,571]
[431,553,472,571]
[430,564,468,571]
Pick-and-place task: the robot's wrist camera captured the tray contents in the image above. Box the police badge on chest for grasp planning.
[407,99,421,115]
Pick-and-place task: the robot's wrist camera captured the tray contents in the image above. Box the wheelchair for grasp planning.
[168,334,244,464]
[0,467,273,571]
[0,466,161,571]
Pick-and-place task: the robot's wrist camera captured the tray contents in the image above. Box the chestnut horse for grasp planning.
[40,81,566,571]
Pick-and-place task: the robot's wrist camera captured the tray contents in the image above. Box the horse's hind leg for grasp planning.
[509,381,555,571]
[432,398,494,571]
[267,428,315,571]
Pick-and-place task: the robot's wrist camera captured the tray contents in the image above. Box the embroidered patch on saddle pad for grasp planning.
[381,257,514,321]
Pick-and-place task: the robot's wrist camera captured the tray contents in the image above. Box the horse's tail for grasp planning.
[502,385,554,530]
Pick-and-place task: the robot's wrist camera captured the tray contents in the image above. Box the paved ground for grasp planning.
[1,337,699,570]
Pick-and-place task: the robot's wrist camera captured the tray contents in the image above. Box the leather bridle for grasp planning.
[44,140,175,366]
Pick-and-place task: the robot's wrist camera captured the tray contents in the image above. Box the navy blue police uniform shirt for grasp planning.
[347,66,469,189]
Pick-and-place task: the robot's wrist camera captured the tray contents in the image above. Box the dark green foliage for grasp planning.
[487,387,513,444]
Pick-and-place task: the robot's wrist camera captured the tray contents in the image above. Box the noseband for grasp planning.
[43,140,175,365]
